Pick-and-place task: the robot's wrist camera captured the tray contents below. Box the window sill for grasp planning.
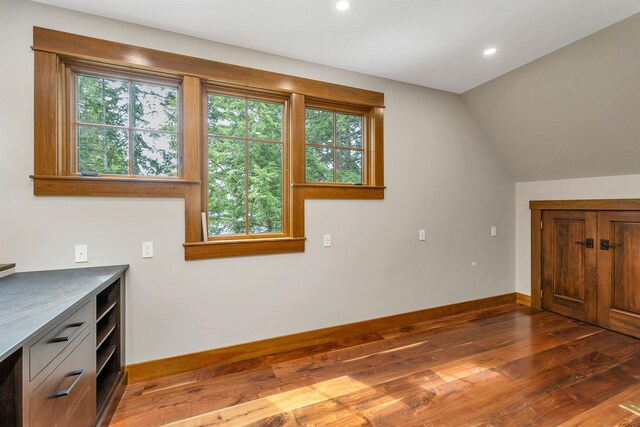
[31,175,200,197]
[292,184,385,200]
[183,237,306,260]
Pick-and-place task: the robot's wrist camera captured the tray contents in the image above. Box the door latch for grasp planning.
[600,239,622,250]
[575,238,594,249]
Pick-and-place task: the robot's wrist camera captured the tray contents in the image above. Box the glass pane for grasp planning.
[305,108,333,146]
[207,138,246,235]
[248,142,282,234]
[132,131,178,177]
[77,75,129,126]
[248,100,283,141]
[77,126,128,175]
[208,94,246,138]
[336,149,363,183]
[133,83,178,132]
[336,113,363,148]
[306,146,334,182]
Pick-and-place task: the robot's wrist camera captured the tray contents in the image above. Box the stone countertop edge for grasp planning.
[0,265,129,364]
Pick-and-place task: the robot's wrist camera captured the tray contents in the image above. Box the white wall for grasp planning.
[516,174,640,295]
[0,0,515,364]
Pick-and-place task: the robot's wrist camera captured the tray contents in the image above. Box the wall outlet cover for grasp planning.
[75,245,88,263]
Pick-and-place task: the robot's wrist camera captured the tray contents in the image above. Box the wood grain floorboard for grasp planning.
[111,305,640,426]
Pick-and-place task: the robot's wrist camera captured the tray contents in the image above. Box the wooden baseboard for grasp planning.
[516,293,532,307]
[126,292,517,383]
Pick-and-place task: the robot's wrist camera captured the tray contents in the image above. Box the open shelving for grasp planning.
[95,278,125,424]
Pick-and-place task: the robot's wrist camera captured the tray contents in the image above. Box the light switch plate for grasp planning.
[419,229,426,241]
[323,234,331,247]
[491,226,497,237]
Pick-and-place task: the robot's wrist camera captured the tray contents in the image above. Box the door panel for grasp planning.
[553,219,585,300]
[598,212,640,337]
[542,210,597,323]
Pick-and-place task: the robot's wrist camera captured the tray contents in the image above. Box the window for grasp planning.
[32,27,384,259]
[73,70,179,177]
[305,108,364,184]
[206,90,287,237]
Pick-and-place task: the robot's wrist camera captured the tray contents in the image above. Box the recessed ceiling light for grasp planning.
[336,1,350,11]
[484,47,497,56]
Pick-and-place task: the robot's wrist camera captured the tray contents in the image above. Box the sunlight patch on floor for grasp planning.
[162,376,371,426]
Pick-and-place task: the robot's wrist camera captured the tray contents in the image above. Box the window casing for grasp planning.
[32,27,385,259]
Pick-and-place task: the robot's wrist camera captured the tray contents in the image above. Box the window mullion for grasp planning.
[128,81,134,176]
[245,98,250,236]
[333,112,337,183]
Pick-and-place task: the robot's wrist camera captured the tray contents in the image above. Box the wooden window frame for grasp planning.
[32,27,385,259]
[65,62,183,178]
[203,84,291,241]
[304,99,368,185]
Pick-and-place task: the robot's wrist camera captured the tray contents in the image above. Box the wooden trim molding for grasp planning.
[183,237,306,260]
[33,27,384,108]
[516,293,532,307]
[0,264,15,273]
[530,208,542,309]
[530,199,640,211]
[292,184,385,200]
[125,292,517,383]
[31,176,198,197]
[34,51,59,176]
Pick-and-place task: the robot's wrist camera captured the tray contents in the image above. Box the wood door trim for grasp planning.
[530,199,640,211]
[125,293,518,383]
[531,209,542,309]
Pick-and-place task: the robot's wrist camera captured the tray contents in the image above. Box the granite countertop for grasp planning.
[0,265,128,363]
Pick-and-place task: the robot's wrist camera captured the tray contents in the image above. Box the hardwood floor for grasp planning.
[110,304,640,426]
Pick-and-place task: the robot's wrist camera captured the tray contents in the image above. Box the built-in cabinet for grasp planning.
[0,266,127,427]
[531,200,640,338]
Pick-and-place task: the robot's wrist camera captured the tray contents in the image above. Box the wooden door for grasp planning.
[542,210,597,323]
[597,211,640,338]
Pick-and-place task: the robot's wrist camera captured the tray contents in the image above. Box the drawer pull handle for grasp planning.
[50,322,85,343]
[52,369,85,398]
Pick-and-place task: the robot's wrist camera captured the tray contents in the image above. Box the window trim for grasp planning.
[32,27,385,260]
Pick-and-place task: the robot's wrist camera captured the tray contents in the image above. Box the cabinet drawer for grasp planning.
[30,301,92,380]
[30,329,95,427]
[59,383,95,427]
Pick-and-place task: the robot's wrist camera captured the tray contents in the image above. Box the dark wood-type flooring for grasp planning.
[111,304,640,426]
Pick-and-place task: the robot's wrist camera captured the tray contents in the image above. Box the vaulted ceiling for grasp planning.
[30,0,640,93]
[463,13,640,181]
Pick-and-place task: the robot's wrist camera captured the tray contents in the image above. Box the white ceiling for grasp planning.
[31,0,640,93]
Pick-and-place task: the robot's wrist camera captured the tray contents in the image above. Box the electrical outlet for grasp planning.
[419,229,426,241]
[323,234,332,247]
[75,245,88,263]
[142,241,154,258]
